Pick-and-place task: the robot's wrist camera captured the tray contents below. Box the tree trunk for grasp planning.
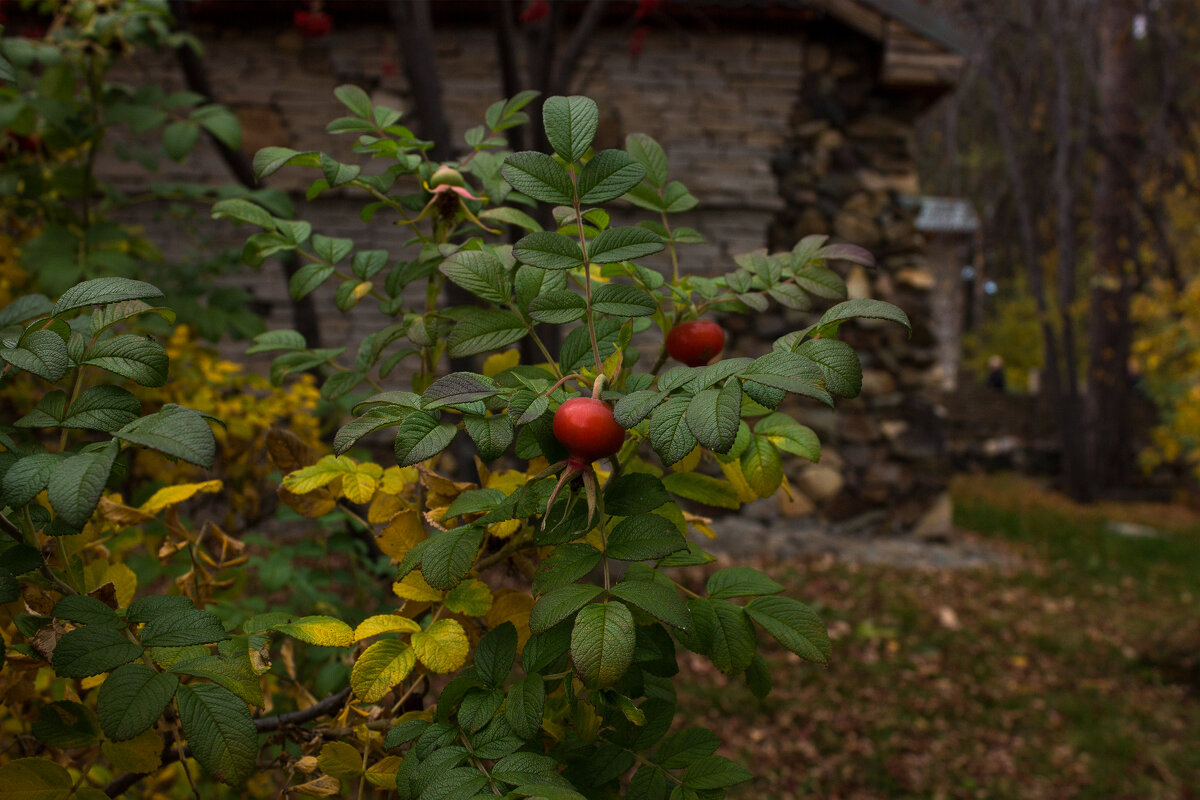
[1087,0,1138,494]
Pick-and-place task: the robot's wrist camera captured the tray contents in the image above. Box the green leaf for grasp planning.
[289,263,334,299]
[0,758,73,799]
[440,250,512,304]
[532,543,602,595]
[505,673,546,739]
[571,601,635,688]
[604,473,670,516]
[479,206,542,232]
[501,151,575,205]
[252,146,319,180]
[792,266,846,300]
[629,764,669,800]
[687,598,756,675]
[53,593,122,629]
[577,149,647,204]
[421,526,484,590]
[609,579,690,629]
[657,727,721,769]
[247,329,306,355]
[320,153,362,187]
[474,622,517,688]
[625,134,668,188]
[54,277,164,315]
[529,584,603,634]
[47,440,117,529]
[1,329,70,381]
[682,756,752,790]
[176,683,258,786]
[448,309,527,357]
[513,231,585,271]
[542,95,599,162]
[56,384,139,433]
[588,227,664,264]
[32,700,100,749]
[683,382,741,454]
[140,608,230,647]
[745,595,831,663]
[97,664,179,741]
[334,84,373,118]
[648,397,698,467]
[661,181,698,213]
[528,289,586,323]
[422,372,499,409]
[739,435,783,497]
[796,337,862,398]
[170,652,263,706]
[706,567,784,600]
[613,390,662,428]
[163,120,200,161]
[191,104,242,150]
[3,452,61,507]
[816,298,911,336]
[211,198,275,231]
[83,334,168,387]
[127,595,196,624]
[116,405,216,468]
[51,625,142,678]
[591,284,657,317]
[0,294,53,328]
[393,411,458,467]
[744,652,772,699]
[606,514,686,561]
[754,413,820,461]
[351,639,416,703]
[464,414,514,462]
[661,472,739,510]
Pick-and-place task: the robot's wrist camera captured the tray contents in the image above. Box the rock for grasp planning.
[846,265,872,300]
[861,369,897,396]
[911,492,953,541]
[778,487,816,517]
[895,267,935,290]
[798,464,845,503]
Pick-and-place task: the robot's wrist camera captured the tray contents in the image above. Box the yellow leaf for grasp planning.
[358,462,384,479]
[101,562,137,607]
[443,580,493,616]
[353,614,421,642]
[81,673,106,690]
[278,485,337,518]
[103,728,163,773]
[488,518,522,539]
[317,741,363,780]
[365,756,404,788]
[718,459,759,504]
[674,445,702,472]
[486,589,534,650]
[411,619,469,673]
[380,466,418,495]
[282,455,355,494]
[350,639,416,703]
[368,491,407,524]
[139,480,223,514]
[392,571,443,603]
[484,469,527,495]
[351,281,373,302]
[97,496,154,526]
[341,470,377,505]
[273,616,353,647]
[378,511,427,560]
[482,349,520,378]
[293,775,343,797]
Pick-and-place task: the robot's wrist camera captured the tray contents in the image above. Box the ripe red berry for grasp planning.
[552,397,625,463]
[666,320,725,367]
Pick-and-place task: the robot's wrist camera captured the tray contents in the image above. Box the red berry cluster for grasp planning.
[293,8,332,38]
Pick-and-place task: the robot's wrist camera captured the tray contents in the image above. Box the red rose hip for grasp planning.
[553,397,625,463]
[666,320,725,367]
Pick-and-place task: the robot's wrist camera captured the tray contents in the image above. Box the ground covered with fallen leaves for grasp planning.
[676,474,1200,800]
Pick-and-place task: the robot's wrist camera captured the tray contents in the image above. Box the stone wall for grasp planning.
[98,15,950,533]
[767,24,949,535]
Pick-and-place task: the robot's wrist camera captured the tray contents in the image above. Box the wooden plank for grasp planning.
[814,0,886,41]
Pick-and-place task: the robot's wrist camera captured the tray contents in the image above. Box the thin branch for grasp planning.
[549,0,610,95]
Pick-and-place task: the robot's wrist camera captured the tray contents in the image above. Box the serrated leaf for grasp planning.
[411,619,469,673]
[351,639,417,703]
[588,227,664,264]
[211,198,275,230]
[745,595,831,663]
[53,277,163,315]
[577,149,647,203]
[513,231,585,271]
[176,683,257,785]
[272,616,352,647]
[289,263,335,300]
[607,514,686,561]
[609,580,690,629]
[529,584,603,634]
[421,527,484,590]
[82,334,168,387]
[2,329,70,381]
[591,283,657,317]
[448,309,527,357]
[318,741,364,781]
[97,664,178,741]
[604,473,670,516]
[683,382,740,454]
[116,404,216,468]
[53,594,122,629]
[532,543,602,595]
[169,652,263,706]
[32,700,101,749]
[393,411,458,467]
[501,151,575,205]
[649,397,698,467]
[474,623,517,687]
[626,133,668,188]
[47,440,116,529]
[754,413,820,461]
[60,385,141,432]
[51,625,142,678]
[542,95,599,162]
[682,755,752,789]
[613,390,662,428]
[0,758,74,799]
[334,84,373,118]
[739,436,783,498]
[528,289,586,323]
[140,608,229,647]
[505,672,546,739]
[817,298,911,335]
[661,472,739,510]
[464,414,514,463]
[422,372,499,409]
[354,614,421,641]
[440,250,512,304]
[571,601,635,688]
[706,567,784,599]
